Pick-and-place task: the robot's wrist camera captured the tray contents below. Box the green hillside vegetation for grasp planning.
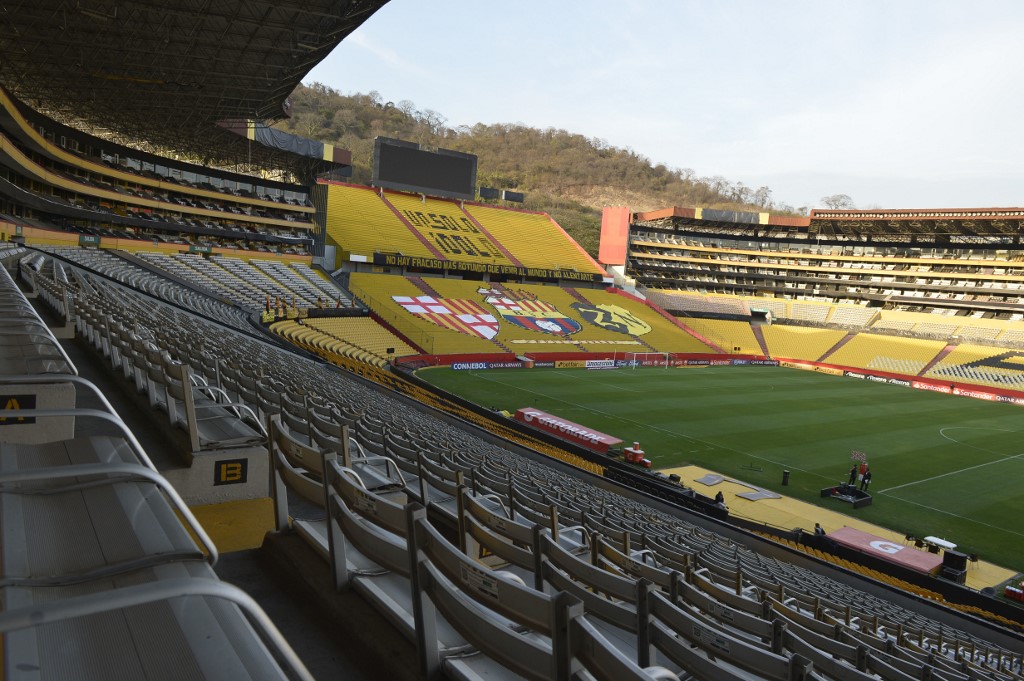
[278,83,803,255]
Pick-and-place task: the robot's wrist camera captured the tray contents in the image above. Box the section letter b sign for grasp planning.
[214,458,248,485]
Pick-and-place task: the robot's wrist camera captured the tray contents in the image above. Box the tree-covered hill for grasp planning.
[277,83,801,255]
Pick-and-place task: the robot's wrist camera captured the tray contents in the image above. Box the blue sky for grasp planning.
[306,1,1024,211]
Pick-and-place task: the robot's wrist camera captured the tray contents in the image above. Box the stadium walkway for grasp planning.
[663,465,1017,591]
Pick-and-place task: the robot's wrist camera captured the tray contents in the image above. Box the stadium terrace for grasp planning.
[1,2,1023,680]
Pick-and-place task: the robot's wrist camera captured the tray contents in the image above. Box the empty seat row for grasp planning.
[2,260,311,680]
[74,298,266,455]
[37,246,253,330]
[32,249,1024,679]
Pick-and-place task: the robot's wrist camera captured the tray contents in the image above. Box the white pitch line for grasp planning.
[877,492,1024,540]
[876,427,1024,494]
[467,376,1021,540]
[938,426,1016,451]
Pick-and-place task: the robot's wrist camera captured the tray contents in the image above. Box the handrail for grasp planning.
[410,505,553,634]
[0,374,155,471]
[347,280,435,353]
[0,398,157,471]
[0,461,219,567]
[0,268,78,374]
[170,360,268,439]
[325,461,410,585]
[408,506,663,681]
[464,489,513,524]
[0,577,315,681]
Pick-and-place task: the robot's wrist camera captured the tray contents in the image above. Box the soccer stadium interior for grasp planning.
[1,2,1023,680]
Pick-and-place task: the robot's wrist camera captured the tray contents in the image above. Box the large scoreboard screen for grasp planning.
[372,137,477,201]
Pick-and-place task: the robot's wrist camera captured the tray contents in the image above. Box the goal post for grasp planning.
[624,352,671,369]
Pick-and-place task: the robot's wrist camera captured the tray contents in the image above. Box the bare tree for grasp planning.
[820,194,854,209]
[705,175,729,197]
[732,181,750,203]
[421,109,447,135]
[295,112,324,139]
[753,186,772,208]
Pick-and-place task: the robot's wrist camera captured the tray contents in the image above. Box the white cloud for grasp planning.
[342,31,434,82]
[306,1,1024,209]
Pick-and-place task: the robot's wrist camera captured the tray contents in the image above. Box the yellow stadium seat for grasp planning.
[822,333,946,374]
[325,183,435,260]
[464,203,603,274]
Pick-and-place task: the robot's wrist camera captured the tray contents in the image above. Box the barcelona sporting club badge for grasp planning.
[478,287,581,336]
[571,303,652,336]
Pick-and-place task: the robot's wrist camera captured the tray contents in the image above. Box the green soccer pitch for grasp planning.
[420,364,1024,574]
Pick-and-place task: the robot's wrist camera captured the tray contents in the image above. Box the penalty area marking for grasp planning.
[878,492,1024,541]
[876,426,1023,495]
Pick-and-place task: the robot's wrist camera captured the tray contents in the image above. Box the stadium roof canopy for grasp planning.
[0,0,388,177]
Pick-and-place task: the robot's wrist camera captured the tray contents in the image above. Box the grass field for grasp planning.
[420,364,1024,574]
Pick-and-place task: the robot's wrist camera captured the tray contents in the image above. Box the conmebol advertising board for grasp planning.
[514,407,623,453]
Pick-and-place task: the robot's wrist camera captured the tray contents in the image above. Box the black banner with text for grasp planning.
[372,252,603,282]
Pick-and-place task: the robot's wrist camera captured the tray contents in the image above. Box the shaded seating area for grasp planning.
[0,262,311,681]
[27,250,1024,681]
[72,293,266,457]
[316,457,1024,681]
[322,459,668,680]
[136,250,349,312]
[36,246,253,330]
